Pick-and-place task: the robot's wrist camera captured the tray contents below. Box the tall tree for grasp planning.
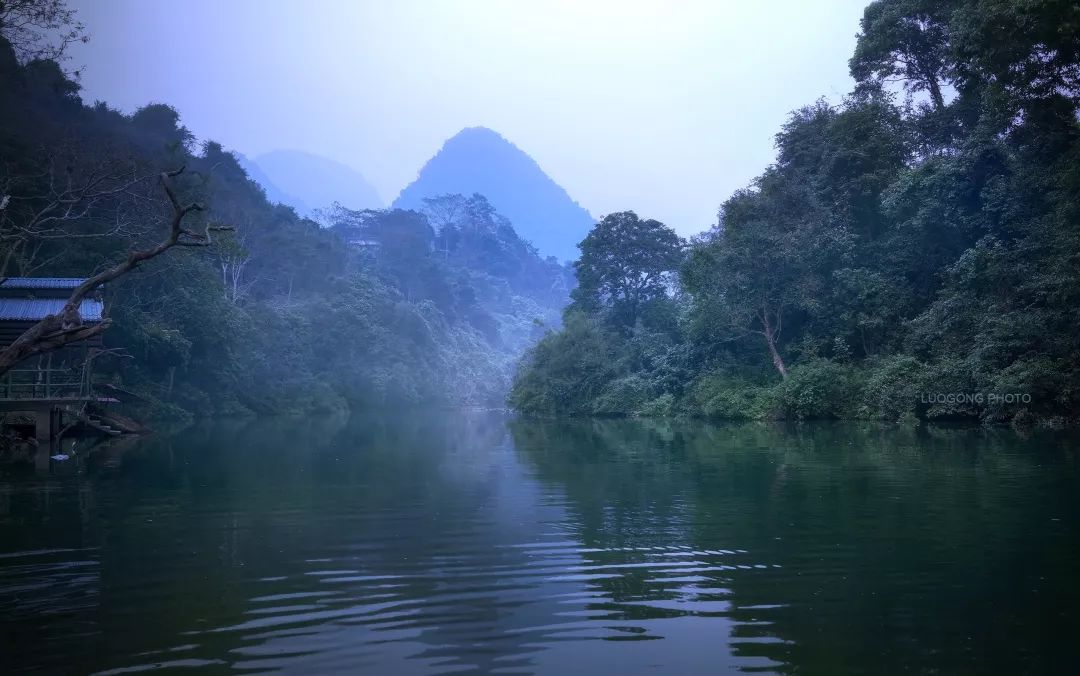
[571,211,684,330]
[850,0,956,111]
[683,185,816,381]
[950,0,1080,110]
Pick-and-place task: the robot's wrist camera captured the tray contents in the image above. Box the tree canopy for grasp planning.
[571,211,684,331]
[511,0,1080,426]
[0,27,571,418]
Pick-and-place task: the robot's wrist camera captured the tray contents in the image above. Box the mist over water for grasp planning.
[3,2,1080,673]
[2,414,1078,674]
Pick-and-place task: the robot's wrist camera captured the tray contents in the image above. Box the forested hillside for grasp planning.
[512,0,1080,426]
[0,32,570,419]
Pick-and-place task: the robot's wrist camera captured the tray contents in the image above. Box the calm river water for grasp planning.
[2,413,1079,674]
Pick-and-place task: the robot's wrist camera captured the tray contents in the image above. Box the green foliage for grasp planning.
[510,213,687,417]
[571,211,684,331]
[857,355,928,421]
[508,313,617,416]
[591,375,652,417]
[688,375,772,420]
[637,393,677,418]
[771,359,864,420]
[850,0,953,110]
[511,0,1080,426]
[0,33,570,418]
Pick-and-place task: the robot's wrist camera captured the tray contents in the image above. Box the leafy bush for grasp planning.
[688,374,772,419]
[637,393,676,417]
[591,375,652,416]
[858,355,928,421]
[772,359,863,420]
[508,313,618,415]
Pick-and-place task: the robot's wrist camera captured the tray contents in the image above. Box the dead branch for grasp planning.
[0,167,232,376]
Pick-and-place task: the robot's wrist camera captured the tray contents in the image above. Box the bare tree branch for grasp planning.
[0,167,232,376]
[0,0,88,67]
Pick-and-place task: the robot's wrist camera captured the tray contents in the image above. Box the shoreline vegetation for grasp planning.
[3,1,1080,431]
[0,27,570,423]
[510,1,1080,429]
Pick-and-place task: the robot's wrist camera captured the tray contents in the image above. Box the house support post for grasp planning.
[34,405,49,441]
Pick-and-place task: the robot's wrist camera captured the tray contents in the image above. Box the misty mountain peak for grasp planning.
[393,127,593,261]
[443,126,515,150]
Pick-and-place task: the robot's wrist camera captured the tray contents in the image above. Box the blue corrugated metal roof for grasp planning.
[0,298,103,321]
[0,277,87,289]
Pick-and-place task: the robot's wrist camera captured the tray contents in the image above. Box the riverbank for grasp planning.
[512,353,1077,428]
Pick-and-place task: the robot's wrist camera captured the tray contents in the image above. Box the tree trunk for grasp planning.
[759,309,788,380]
[927,75,945,111]
[763,331,788,379]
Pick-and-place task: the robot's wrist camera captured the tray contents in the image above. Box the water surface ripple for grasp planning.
[2,414,1079,674]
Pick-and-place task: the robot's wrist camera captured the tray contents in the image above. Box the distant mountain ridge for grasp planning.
[392,127,593,261]
[243,149,382,217]
[235,153,311,214]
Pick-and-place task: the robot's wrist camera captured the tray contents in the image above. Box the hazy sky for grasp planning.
[69,0,867,236]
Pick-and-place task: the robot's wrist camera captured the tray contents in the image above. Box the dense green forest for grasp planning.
[0,28,570,419]
[512,0,1080,426]
[4,0,1079,427]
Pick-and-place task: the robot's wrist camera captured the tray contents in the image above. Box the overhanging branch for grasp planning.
[0,167,231,376]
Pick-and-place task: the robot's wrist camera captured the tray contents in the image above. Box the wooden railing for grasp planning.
[0,367,91,401]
